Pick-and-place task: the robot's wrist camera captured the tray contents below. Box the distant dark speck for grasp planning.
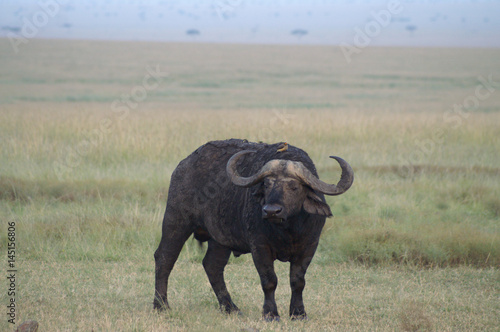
[2,26,21,33]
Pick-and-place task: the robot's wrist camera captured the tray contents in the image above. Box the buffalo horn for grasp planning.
[292,156,354,196]
[226,150,272,187]
[227,150,354,195]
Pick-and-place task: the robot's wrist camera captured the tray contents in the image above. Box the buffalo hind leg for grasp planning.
[203,239,240,314]
[154,220,193,311]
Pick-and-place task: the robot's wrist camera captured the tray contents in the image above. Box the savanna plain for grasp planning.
[0,39,499,331]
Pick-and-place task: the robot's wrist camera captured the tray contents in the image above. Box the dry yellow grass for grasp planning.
[0,38,499,330]
[10,259,499,331]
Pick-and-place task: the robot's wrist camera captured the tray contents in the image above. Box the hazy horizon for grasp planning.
[1,0,499,49]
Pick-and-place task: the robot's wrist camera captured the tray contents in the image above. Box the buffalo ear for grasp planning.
[303,191,333,217]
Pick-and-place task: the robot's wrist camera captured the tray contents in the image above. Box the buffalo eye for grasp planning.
[263,178,274,189]
[252,185,265,204]
[288,180,300,192]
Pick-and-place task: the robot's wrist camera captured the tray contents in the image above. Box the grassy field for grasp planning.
[0,38,499,331]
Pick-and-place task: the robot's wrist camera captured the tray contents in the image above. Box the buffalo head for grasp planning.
[226,150,354,223]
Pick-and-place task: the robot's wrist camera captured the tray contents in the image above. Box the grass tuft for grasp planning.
[399,300,433,332]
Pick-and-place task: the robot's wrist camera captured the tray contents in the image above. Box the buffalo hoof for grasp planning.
[221,307,243,316]
[220,301,241,316]
[229,309,245,318]
[263,313,281,322]
[153,298,170,312]
[291,313,308,321]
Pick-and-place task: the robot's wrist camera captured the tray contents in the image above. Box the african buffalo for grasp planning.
[154,139,353,321]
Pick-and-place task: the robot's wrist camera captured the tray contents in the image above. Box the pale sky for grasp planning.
[1,0,499,47]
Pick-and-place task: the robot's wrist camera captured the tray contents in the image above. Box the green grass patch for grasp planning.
[0,39,499,330]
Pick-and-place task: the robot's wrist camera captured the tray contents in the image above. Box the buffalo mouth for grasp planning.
[263,216,285,224]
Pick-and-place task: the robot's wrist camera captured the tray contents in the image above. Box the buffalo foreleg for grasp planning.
[289,259,309,319]
[289,251,316,320]
[252,246,280,321]
[203,240,240,314]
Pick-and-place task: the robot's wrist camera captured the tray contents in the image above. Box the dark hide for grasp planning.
[154,139,352,321]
